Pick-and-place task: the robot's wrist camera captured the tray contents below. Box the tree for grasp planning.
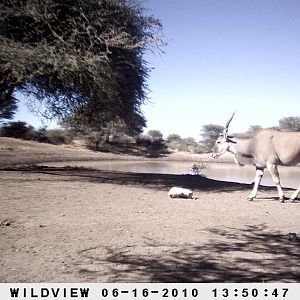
[147,130,163,141]
[184,137,197,147]
[0,121,35,139]
[62,112,145,150]
[200,124,224,152]
[166,133,182,150]
[0,94,18,121]
[278,116,300,132]
[246,125,263,136]
[166,134,182,143]
[0,0,164,129]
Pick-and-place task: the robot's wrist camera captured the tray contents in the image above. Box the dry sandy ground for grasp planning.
[0,137,299,282]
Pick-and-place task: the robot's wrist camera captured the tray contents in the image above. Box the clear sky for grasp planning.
[14,0,300,140]
[142,0,300,139]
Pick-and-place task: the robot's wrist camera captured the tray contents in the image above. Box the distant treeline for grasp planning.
[0,116,299,153]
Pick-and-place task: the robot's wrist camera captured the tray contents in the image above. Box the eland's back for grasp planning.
[252,129,300,166]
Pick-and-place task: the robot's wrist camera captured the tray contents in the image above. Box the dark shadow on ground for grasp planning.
[0,164,285,195]
[75,225,300,282]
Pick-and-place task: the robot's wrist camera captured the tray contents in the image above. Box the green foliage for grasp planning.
[43,129,73,144]
[191,162,206,176]
[166,134,181,143]
[86,131,103,151]
[147,130,163,141]
[62,114,145,149]
[1,0,164,129]
[0,121,72,144]
[200,124,224,152]
[166,134,204,153]
[0,93,18,121]
[135,132,166,150]
[0,121,36,139]
[136,134,152,146]
[246,125,263,136]
[278,116,300,132]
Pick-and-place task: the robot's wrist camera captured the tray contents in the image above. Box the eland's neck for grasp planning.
[228,137,254,165]
[228,138,253,156]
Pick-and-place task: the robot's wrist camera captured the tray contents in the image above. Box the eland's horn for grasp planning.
[225,112,235,130]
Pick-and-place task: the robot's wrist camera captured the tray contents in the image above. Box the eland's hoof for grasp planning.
[279,196,288,203]
[289,198,296,203]
[248,197,254,201]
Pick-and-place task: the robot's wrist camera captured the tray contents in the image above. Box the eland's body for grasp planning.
[213,114,300,202]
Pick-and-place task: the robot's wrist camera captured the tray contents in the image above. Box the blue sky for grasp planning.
[142,0,300,138]
[14,0,300,139]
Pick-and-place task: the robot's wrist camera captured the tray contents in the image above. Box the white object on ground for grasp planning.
[168,187,193,199]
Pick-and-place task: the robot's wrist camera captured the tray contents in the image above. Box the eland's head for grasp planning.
[212,112,235,159]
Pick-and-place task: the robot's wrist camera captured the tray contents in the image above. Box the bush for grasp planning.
[136,134,152,147]
[136,134,166,150]
[0,121,36,140]
[85,132,103,151]
[44,129,73,145]
[149,139,166,150]
[166,135,206,153]
[191,162,206,175]
[0,122,73,145]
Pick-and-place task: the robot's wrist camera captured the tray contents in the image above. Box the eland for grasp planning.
[212,113,300,202]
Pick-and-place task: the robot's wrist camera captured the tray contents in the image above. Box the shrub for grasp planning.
[150,139,166,150]
[191,162,206,175]
[44,129,73,145]
[0,122,73,145]
[136,134,152,147]
[0,121,36,140]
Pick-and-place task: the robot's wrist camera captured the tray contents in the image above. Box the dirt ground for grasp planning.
[0,137,299,282]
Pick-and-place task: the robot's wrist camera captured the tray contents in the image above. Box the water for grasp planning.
[44,160,299,189]
[204,163,299,189]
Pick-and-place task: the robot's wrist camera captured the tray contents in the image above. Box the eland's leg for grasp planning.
[267,163,285,202]
[290,184,300,202]
[248,167,264,201]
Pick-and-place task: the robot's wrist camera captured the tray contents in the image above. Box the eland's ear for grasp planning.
[227,138,236,144]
